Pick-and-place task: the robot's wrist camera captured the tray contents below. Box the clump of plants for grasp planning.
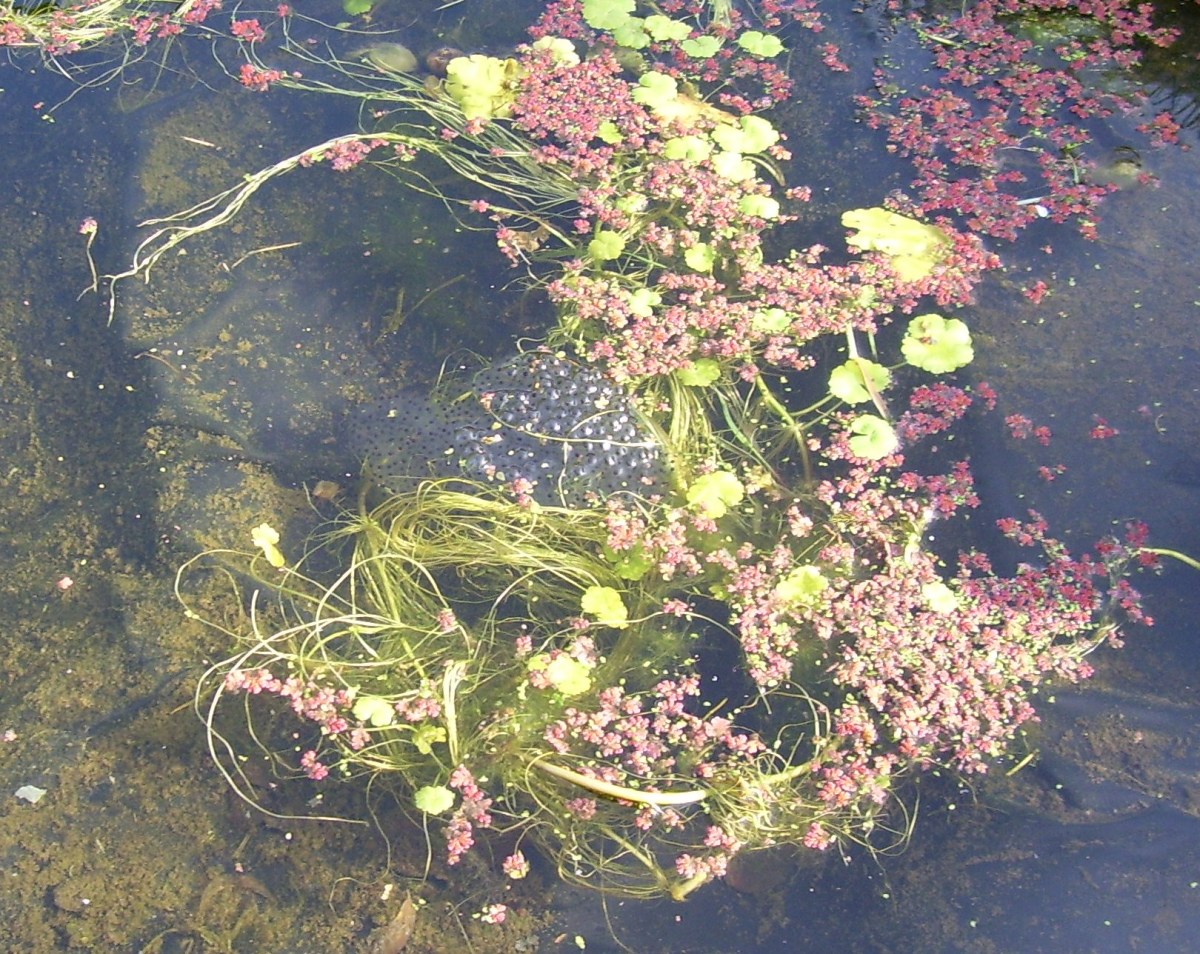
[15,0,1187,905]
[158,0,1180,903]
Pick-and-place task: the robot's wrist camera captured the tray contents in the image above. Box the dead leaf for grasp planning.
[367,893,417,954]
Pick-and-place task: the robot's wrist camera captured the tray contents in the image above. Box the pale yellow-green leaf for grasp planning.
[352,695,395,727]
[413,724,447,755]
[901,314,974,374]
[841,207,951,282]
[828,359,891,405]
[847,414,899,460]
[686,471,744,518]
[413,785,456,815]
[922,580,959,614]
[580,585,630,629]
[544,655,592,696]
[251,523,286,568]
[677,357,721,386]
[774,565,829,605]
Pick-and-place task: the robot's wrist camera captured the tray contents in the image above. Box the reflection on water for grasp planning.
[1,2,1199,951]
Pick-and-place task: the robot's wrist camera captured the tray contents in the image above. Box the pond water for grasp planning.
[1,2,1198,951]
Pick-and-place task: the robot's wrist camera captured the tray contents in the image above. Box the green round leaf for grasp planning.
[774,565,829,605]
[737,30,785,57]
[686,471,745,518]
[588,230,626,262]
[901,314,974,374]
[738,194,780,219]
[711,150,755,181]
[412,724,447,755]
[752,307,791,334]
[582,0,636,30]
[632,72,679,111]
[680,35,722,58]
[684,242,715,272]
[544,655,593,696]
[677,357,722,387]
[847,414,899,460]
[922,580,959,614]
[581,585,629,629]
[644,14,692,42]
[841,207,950,282]
[596,120,624,145]
[828,359,891,405]
[612,17,649,49]
[663,134,713,163]
[414,785,456,815]
[351,695,395,727]
[712,116,779,155]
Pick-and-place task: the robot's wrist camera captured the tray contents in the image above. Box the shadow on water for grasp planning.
[2,1,1200,951]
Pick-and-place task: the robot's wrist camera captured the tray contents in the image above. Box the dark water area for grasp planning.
[1,1,1199,952]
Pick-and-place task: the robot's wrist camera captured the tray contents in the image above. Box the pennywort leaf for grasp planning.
[588,230,626,261]
[686,470,745,518]
[414,785,456,815]
[581,585,630,629]
[737,30,784,57]
[582,0,635,30]
[828,359,891,405]
[644,14,691,41]
[847,414,899,460]
[901,314,974,374]
[680,35,722,58]
[677,357,722,386]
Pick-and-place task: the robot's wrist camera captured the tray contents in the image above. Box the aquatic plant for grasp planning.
[14,0,1187,905]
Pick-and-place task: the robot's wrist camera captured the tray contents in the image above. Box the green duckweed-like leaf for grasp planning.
[681,35,722,58]
[686,470,745,518]
[644,14,692,41]
[581,585,630,629]
[588,230,626,261]
[342,0,376,15]
[847,414,899,460]
[684,242,715,272]
[901,314,974,374]
[414,785,455,815]
[774,565,829,605]
[828,359,891,405]
[582,0,636,30]
[677,357,722,386]
[841,207,951,282]
[737,30,785,57]
[712,115,779,155]
[352,695,395,727]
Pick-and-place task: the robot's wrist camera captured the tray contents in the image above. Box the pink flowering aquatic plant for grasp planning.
[31,0,1185,902]
[857,0,1182,240]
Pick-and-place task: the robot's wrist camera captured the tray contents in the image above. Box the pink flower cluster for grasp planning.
[543,678,765,783]
[444,765,493,866]
[223,667,366,778]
